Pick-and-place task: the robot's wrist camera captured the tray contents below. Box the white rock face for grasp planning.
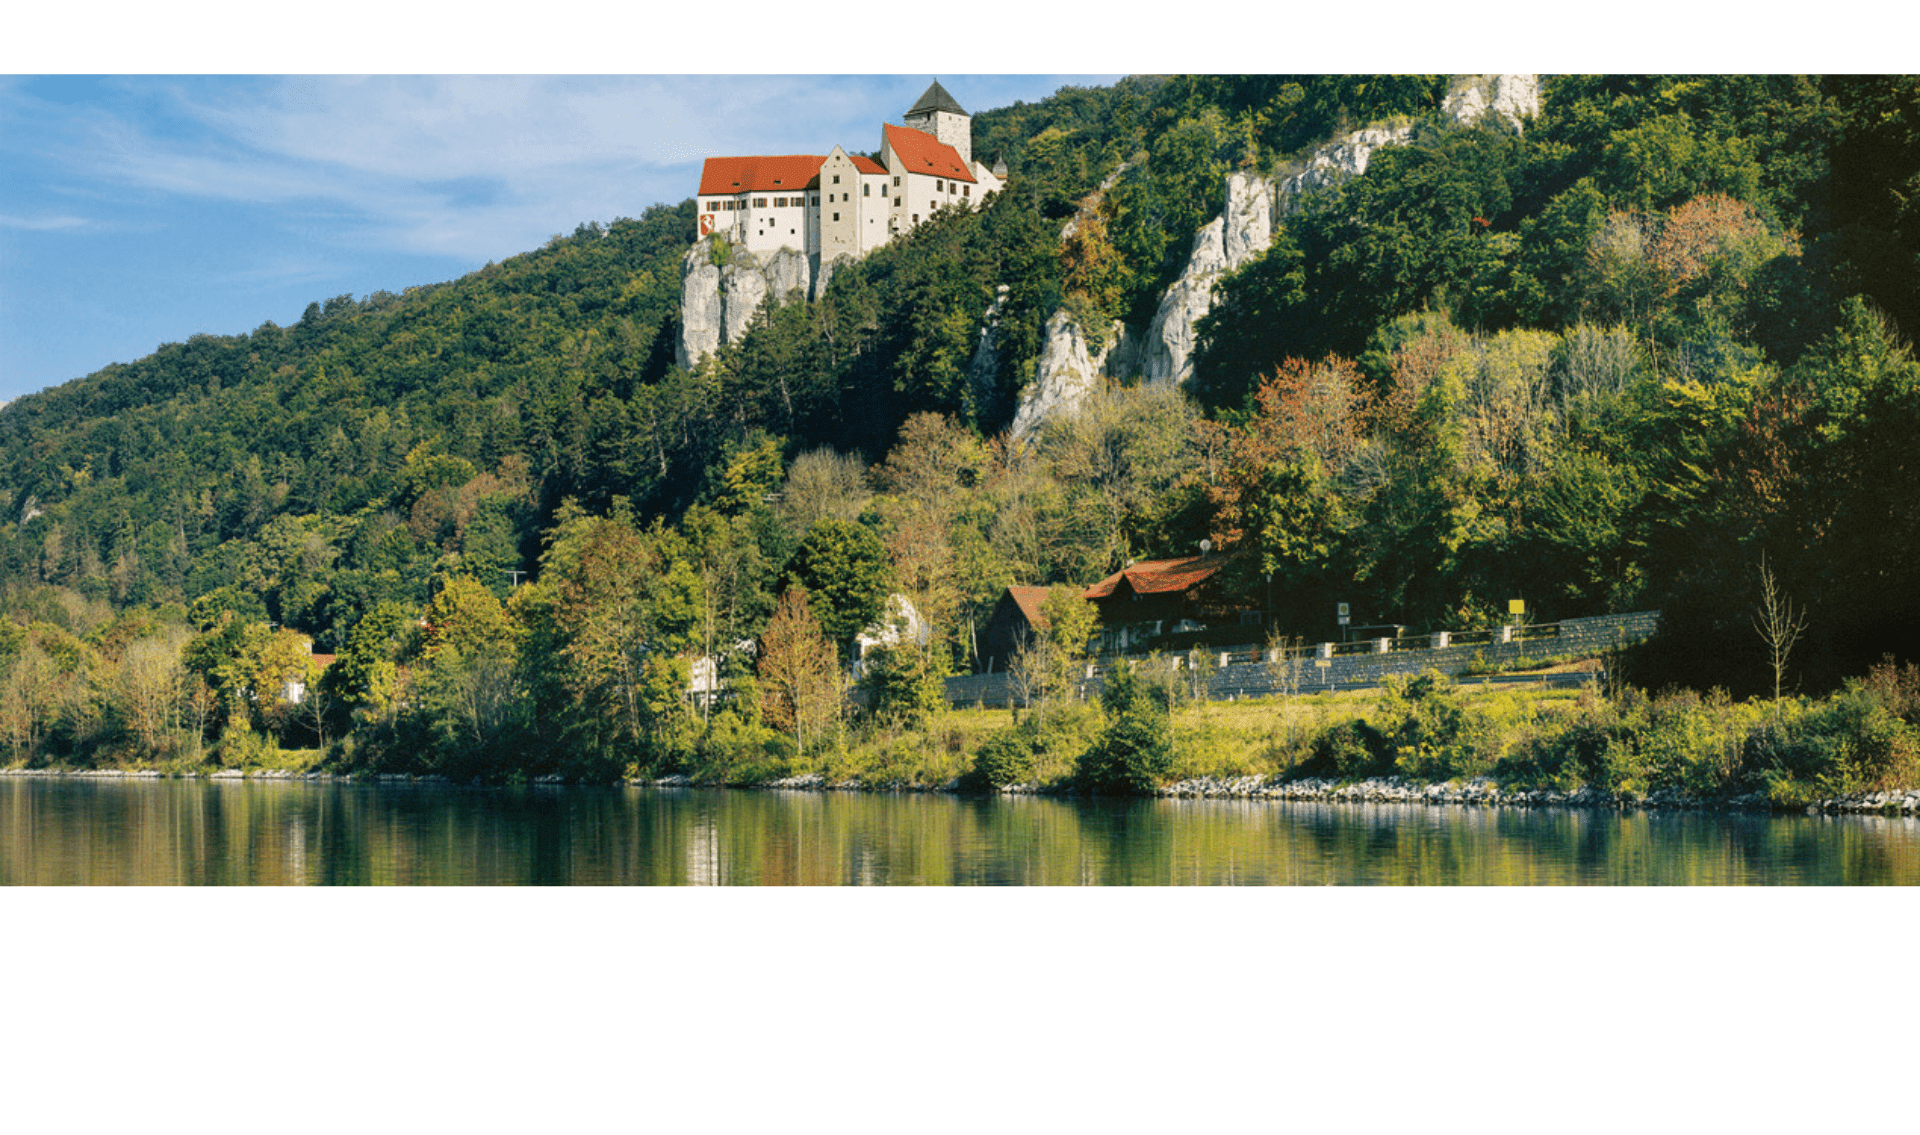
[1009,310,1127,441]
[1129,74,1541,389]
[1141,216,1229,386]
[1221,171,1275,269]
[968,284,1010,406]
[1272,123,1418,219]
[677,238,816,368]
[677,243,725,369]
[1441,74,1542,132]
[721,260,768,345]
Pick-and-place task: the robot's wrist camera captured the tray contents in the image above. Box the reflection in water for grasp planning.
[2,778,1918,885]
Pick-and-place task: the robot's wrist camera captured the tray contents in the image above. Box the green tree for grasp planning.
[1076,660,1176,794]
[782,518,890,653]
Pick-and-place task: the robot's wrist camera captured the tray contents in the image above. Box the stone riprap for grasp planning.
[8,765,1913,817]
[1154,774,1920,816]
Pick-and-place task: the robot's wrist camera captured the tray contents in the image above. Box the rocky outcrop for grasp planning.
[1133,75,1541,390]
[968,284,1010,411]
[1140,171,1272,385]
[1441,73,1541,132]
[676,238,816,368]
[1141,217,1228,386]
[1269,122,1417,220]
[1008,309,1131,441]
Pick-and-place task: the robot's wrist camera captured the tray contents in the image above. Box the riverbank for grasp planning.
[13,763,1918,818]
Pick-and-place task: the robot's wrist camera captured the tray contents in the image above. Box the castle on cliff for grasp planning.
[694,81,1006,264]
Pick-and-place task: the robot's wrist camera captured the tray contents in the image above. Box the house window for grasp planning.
[963,185,970,197]
[833,212,840,221]
[832,174,841,184]
[892,176,900,187]
[753,198,766,208]
[936,179,944,191]
[863,184,870,196]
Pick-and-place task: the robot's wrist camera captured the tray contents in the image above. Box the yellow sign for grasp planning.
[1508,599,1526,615]
[1315,659,1331,669]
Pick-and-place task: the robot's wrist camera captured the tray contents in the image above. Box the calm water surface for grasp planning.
[3,777,1918,885]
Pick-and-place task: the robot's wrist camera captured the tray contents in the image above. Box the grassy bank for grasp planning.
[744,659,1920,808]
[13,661,1918,811]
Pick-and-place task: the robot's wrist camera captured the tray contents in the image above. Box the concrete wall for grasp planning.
[943,611,1662,708]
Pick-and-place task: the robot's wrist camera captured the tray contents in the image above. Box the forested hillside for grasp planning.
[3,74,1919,781]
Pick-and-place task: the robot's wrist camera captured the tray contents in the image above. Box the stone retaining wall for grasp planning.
[945,611,1661,708]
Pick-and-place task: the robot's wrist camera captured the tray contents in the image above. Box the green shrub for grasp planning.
[1362,671,1497,782]
[969,727,1037,789]
[695,708,795,784]
[1076,662,1176,794]
[1293,718,1391,779]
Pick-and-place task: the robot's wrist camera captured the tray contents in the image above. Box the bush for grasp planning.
[1076,662,1176,794]
[1293,718,1391,779]
[969,727,1037,789]
[696,708,795,784]
[860,643,949,729]
[1759,688,1918,795]
[1376,671,1489,781]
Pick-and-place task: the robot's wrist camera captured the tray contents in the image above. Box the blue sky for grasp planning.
[2,7,1863,405]
[0,73,1118,403]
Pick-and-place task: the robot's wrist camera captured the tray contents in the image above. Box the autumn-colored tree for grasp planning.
[757,585,844,756]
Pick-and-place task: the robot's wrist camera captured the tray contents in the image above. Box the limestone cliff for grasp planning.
[676,239,816,369]
[967,285,1010,415]
[1134,74,1540,391]
[1007,310,1133,441]
[1440,74,1541,132]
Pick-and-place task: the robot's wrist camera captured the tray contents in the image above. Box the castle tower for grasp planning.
[903,80,971,166]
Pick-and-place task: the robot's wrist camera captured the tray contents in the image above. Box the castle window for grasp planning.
[963,185,970,197]
[832,174,841,184]
[892,176,900,187]
[753,198,766,208]
[833,212,840,222]
[863,184,870,196]
[936,179,944,191]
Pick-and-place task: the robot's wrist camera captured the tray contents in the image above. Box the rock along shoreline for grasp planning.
[5,766,1917,817]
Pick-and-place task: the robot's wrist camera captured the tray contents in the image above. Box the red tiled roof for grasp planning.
[699,155,824,195]
[310,654,337,669]
[1005,585,1052,630]
[698,153,887,196]
[1082,555,1224,601]
[883,123,975,183]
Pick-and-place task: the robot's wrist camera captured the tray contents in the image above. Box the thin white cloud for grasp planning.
[11,75,1114,264]
[0,213,90,231]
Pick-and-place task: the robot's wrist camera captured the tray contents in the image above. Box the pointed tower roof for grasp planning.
[907,80,968,118]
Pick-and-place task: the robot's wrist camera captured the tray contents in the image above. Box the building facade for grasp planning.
[695,81,1004,264]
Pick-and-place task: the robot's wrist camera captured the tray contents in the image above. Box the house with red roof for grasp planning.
[695,81,1006,264]
[979,584,1055,672]
[1082,554,1243,653]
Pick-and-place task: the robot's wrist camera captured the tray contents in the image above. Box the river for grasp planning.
[6,776,1920,884]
